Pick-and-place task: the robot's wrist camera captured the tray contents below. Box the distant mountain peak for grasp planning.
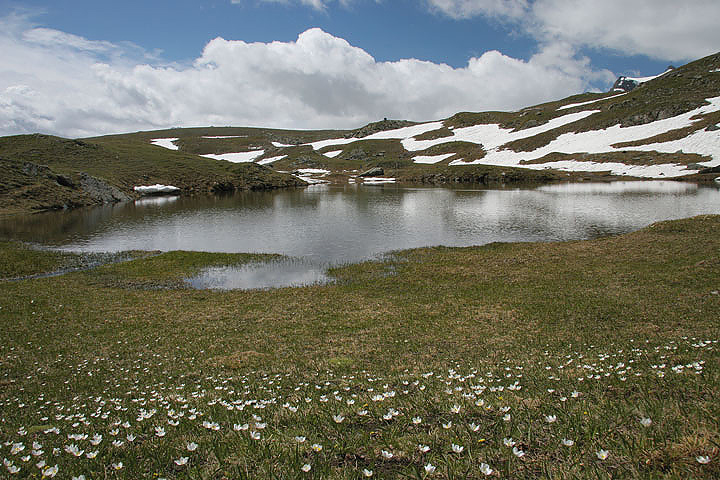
[612,66,676,92]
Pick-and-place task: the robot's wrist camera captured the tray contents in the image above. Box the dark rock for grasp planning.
[612,76,640,92]
[55,175,75,188]
[699,165,720,174]
[78,173,131,203]
[611,66,674,92]
[211,181,235,192]
[358,167,384,177]
[706,124,719,131]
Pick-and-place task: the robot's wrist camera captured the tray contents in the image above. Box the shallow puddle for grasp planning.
[185,258,334,290]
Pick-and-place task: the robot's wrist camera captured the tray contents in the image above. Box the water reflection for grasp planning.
[1,181,719,266]
[185,259,334,290]
[537,181,698,194]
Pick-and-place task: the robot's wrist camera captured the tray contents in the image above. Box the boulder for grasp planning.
[81,174,132,202]
[358,167,384,177]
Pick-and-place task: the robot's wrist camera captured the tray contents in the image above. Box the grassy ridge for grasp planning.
[0,134,304,192]
[0,216,718,478]
[0,134,305,215]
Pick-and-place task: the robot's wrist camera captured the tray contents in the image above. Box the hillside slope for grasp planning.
[129,52,720,182]
[0,134,305,215]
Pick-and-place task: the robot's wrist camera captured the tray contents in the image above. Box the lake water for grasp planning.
[3,181,720,289]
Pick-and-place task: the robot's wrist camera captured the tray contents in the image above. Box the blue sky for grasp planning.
[5,0,667,72]
[1,0,718,137]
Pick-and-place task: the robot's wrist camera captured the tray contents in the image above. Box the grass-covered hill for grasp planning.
[0,134,305,215]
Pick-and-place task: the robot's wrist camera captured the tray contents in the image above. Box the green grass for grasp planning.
[82,251,281,289]
[1,215,719,478]
[0,241,77,278]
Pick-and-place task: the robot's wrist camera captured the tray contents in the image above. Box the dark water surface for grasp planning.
[3,182,719,289]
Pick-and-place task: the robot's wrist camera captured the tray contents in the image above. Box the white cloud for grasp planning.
[532,0,720,62]
[23,27,117,53]
[426,0,720,62]
[425,0,528,19]
[233,0,354,10]
[0,15,613,138]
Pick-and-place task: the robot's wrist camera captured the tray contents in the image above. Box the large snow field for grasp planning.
[306,122,444,151]
[448,96,720,177]
[401,110,599,152]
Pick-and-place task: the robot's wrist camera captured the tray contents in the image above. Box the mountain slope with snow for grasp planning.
[131,51,720,181]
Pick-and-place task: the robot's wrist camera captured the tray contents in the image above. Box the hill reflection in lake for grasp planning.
[2,182,719,265]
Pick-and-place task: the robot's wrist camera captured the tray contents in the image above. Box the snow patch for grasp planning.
[134,184,180,195]
[307,122,444,151]
[296,168,330,175]
[201,151,265,163]
[412,153,455,164]
[403,110,599,152]
[307,137,358,151]
[442,96,720,178]
[517,160,691,178]
[622,68,673,84]
[202,135,246,139]
[323,150,343,158]
[150,138,179,150]
[271,141,296,148]
[557,93,626,111]
[257,155,287,165]
[293,168,331,185]
[295,175,329,185]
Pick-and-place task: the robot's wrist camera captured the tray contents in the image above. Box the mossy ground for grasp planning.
[1,216,718,478]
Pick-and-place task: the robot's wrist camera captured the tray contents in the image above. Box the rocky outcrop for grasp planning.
[79,173,131,203]
[1,159,130,214]
[358,167,384,177]
[611,66,675,92]
[612,77,642,92]
[345,119,416,139]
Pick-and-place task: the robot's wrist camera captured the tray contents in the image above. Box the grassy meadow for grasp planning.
[1,215,719,479]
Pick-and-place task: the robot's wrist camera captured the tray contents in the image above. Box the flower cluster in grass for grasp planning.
[0,335,718,478]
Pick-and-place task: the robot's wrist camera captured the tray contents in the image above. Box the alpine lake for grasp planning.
[3,180,720,290]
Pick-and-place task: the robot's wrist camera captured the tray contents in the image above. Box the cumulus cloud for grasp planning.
[426,0,720,62]
[532,0,720,62]
[0,14,613,138]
